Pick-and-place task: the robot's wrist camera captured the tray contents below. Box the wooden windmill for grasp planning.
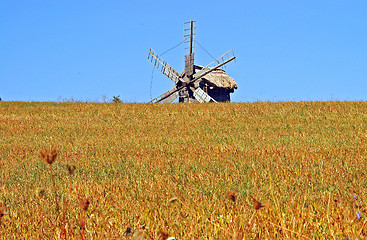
[148,21,237,103]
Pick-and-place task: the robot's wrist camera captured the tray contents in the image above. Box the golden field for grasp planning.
[0,101,367,239]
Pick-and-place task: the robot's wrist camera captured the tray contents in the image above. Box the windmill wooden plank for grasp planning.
[185,54,194,77]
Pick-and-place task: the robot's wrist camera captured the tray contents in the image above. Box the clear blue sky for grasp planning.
[1,1,366,102]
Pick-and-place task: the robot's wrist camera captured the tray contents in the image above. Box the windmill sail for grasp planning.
[191,87,217,103]
[149,87,179,103]
[148,49,181,84]
[193,50,236,81]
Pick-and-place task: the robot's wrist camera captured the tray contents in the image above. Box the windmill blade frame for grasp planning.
[204,49,235,69]
[160,91,179,103]
[149,87,179,103]
[192,50,236,81]
[148,48,182,84]
[190,86,217,103]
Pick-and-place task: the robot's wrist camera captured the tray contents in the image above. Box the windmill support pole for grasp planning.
[187,21,194,82]
[190,21,193,55]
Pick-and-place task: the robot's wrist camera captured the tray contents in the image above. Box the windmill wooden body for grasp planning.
[148,21,237,103]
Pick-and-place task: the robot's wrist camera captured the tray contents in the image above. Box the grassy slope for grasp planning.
[0,101,367,239]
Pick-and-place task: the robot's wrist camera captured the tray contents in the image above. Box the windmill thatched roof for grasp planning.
[194,65,237,89]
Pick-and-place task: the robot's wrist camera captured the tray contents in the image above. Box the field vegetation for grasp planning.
[0,101,367,239]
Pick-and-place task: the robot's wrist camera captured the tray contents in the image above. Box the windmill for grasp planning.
[148,21,237,103]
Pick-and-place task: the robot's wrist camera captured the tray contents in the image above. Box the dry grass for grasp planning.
[0,101,367,239]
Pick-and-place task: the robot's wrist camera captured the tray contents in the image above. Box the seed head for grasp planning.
[250,195,264,210]
[40,149,58,165]
[36,188,46,198]
[67,164,76,175]
[0,204,7,222]
[125,227,132,236]
[157,230,169,240]
[227,191,237,202]
[79,198,90,211]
